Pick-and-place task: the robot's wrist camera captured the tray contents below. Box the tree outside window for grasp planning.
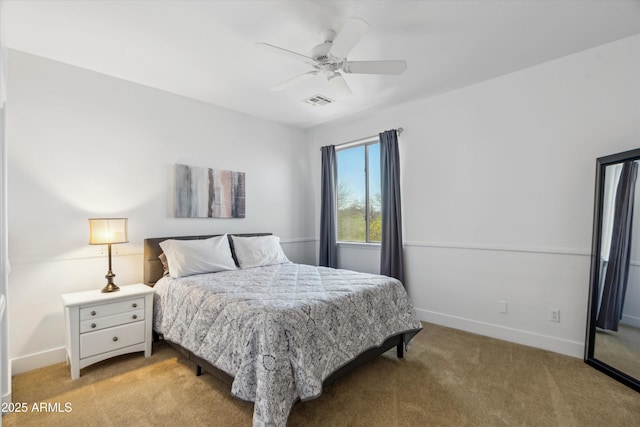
[337,142,381,243]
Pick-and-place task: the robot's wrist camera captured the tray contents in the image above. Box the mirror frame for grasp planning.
[585,147,640,393]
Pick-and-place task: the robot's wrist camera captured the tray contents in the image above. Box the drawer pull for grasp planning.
[132,314,138,320]
[132,303,138,308]
[91,311,96,316]
[91,323,96,329]
[112,337,118,342]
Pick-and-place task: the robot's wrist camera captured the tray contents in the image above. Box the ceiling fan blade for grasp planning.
[271,71,318,91]
[256,43,314,64]
[327,72,352,98]
[328,18,369,60]
[342,60,407,75]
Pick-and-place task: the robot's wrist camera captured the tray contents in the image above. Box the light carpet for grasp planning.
[4,323,640,426]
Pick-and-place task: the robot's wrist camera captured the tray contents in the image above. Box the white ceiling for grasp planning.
[4,0,640,130]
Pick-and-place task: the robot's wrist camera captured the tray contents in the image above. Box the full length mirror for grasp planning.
[586,148,640,392]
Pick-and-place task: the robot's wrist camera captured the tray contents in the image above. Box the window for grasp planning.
[337,140,381,243]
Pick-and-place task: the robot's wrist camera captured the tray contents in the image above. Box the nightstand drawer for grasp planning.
[80,309,145,333]
[80,297,144,320]
[80,321,145,359]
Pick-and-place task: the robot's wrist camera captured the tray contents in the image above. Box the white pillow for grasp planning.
[159,235,237,278]
[231,235,289,269]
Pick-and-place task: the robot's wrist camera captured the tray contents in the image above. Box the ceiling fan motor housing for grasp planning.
[311,41,333,63]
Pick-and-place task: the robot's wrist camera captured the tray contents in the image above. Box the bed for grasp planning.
[144,233,422,426]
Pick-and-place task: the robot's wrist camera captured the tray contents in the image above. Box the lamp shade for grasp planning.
[89,218,128,245]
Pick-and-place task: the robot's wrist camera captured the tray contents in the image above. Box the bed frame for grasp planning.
[143,233,405,390]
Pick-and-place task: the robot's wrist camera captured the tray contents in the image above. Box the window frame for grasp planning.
[336,138,381,244]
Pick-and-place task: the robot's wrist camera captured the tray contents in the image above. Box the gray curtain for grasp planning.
[319,145,337,268]
[379,130,404,283]
[597,160,638,331]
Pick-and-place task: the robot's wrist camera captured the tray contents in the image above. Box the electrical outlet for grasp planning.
[549,308,560,322]
[498,300,507,314]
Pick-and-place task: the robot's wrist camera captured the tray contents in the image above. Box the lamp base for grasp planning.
[101,283,120,293]
[102,269,119,293]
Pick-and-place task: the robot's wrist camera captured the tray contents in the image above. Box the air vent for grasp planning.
[303,94,334,107]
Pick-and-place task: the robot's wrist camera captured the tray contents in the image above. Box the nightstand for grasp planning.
[62,283,154,379]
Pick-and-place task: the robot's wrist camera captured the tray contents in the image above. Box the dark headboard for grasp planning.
[143,233,271,286]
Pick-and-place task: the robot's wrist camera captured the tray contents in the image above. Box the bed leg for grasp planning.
[196,365,202,376]
[396,343,404,359]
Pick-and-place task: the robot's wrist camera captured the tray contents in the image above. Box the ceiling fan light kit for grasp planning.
[257,17,407,98]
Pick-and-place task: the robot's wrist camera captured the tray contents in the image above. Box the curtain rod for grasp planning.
[320,127,404,151]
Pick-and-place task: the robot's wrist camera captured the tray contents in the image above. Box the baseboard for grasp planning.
[621,314,640,329]
[2,391,10,405]
[414,308,584,359]
[11,347,66,375]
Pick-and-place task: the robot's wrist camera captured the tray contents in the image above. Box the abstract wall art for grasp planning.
[175,164,245,218]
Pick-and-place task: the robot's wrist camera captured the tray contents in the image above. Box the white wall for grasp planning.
[6,50,316,373]
[307,34,640,358]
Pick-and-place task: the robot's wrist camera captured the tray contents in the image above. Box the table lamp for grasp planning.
[89,218,128,293]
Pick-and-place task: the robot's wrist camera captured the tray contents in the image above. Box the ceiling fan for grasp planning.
[257,18,407,98]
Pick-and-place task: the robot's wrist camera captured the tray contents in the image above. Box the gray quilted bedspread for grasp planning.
[153,262,422,426]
